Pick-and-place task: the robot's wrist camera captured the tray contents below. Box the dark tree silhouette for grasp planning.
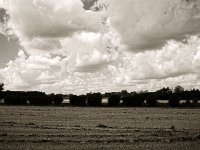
[120,90,129,99]
[49,94,63,105]
[87,93,102,106]
[156,87,172,100]
[0,83,3,101]
[69,94,77,106]
[185,99,191,106]
[122,93,145,107]
[0,85,199,107]
[174,85,184,93]
[108,93,121,107]
[190,89,199,102]
[168,94,180,107]
[53,95,63,105]
[0,83,3,91]
[69,94,86,106]
[146,94,158,107]
[4,95,27,105]
[192,99,198,104]
[28,94,52,106]
[78,95,87,106]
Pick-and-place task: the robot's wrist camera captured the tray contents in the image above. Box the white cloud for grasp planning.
[103,0,200,50]
[59,31,119,72]
[113,36,200,81]
[0,50,63,90]
[0,0,105,55]
[0,0,200,94]
[2,0,102,38]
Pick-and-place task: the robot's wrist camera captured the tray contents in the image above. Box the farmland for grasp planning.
[0,106,200,150]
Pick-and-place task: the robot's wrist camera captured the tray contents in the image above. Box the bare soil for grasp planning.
[0,106,200,150]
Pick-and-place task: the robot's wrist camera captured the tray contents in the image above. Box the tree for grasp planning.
[192,99,198,104]
[29,95,52,106]
[49,94,63,105]
[174,86,184,93]
[0,83,3,91]
[122,93,145,107]
[168,94,180,107]
[4,95,27,105]
[185,99,191,106]
[87,93,102,106]
[69,94,76,106]
[120,90,129,99]
[0,83,4,101]
[69,94,86,106]
[156,87,172,100]
[174,86,185,100]
[146,94,158,107]
[108,93,121,107]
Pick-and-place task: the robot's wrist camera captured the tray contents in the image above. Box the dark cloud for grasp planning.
[0,9,6,22]
[82,0,98,10]
[0,9,19,68]
[0,34,19,68]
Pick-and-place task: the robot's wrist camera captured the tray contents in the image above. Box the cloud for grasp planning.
[0,0,114,70]
[103,0,200,50]
[0,0,200,94]
[1,0,102,39]
[58,31,119,72]
[0,50,63,90]
[81,0,98,10]
[1,36,200,93]
[109,36,200,83]
[24,38,62,51]
[0,0,105,55]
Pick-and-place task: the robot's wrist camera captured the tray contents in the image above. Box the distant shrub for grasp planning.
[168,94,180,107]
[192,99,198,104]
[122,94,145,107]
[0,91,3,100]
[156,87,172,100]
[108,94,121,107]
[28,96,52,106]
[4,96,27,105]
[190,91,199,105]
[146,94,158,107]
[50,94,63,105]
[185,99,191,106]
[69,94,86,106]
[78,95,87,106]
[87,93,102,106]
[69,94,77,106]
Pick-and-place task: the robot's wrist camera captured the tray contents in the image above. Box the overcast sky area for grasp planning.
[0,0,200,94]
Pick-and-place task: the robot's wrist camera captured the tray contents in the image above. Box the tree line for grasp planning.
[0,90,63,106]
[0,83,199,107]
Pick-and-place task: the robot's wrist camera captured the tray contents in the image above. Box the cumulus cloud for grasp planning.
[0,0,200,94]
[0,0,105,56]
[128,37,199,80]
[103,0,200,50]
[0,50,63,90]
[1,36,200,93]
[59,31,119,72]
[1,0,102,38]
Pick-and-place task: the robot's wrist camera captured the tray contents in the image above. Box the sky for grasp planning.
[0,0,200,94]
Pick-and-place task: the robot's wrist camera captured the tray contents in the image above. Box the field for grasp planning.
[0,106,200,150]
